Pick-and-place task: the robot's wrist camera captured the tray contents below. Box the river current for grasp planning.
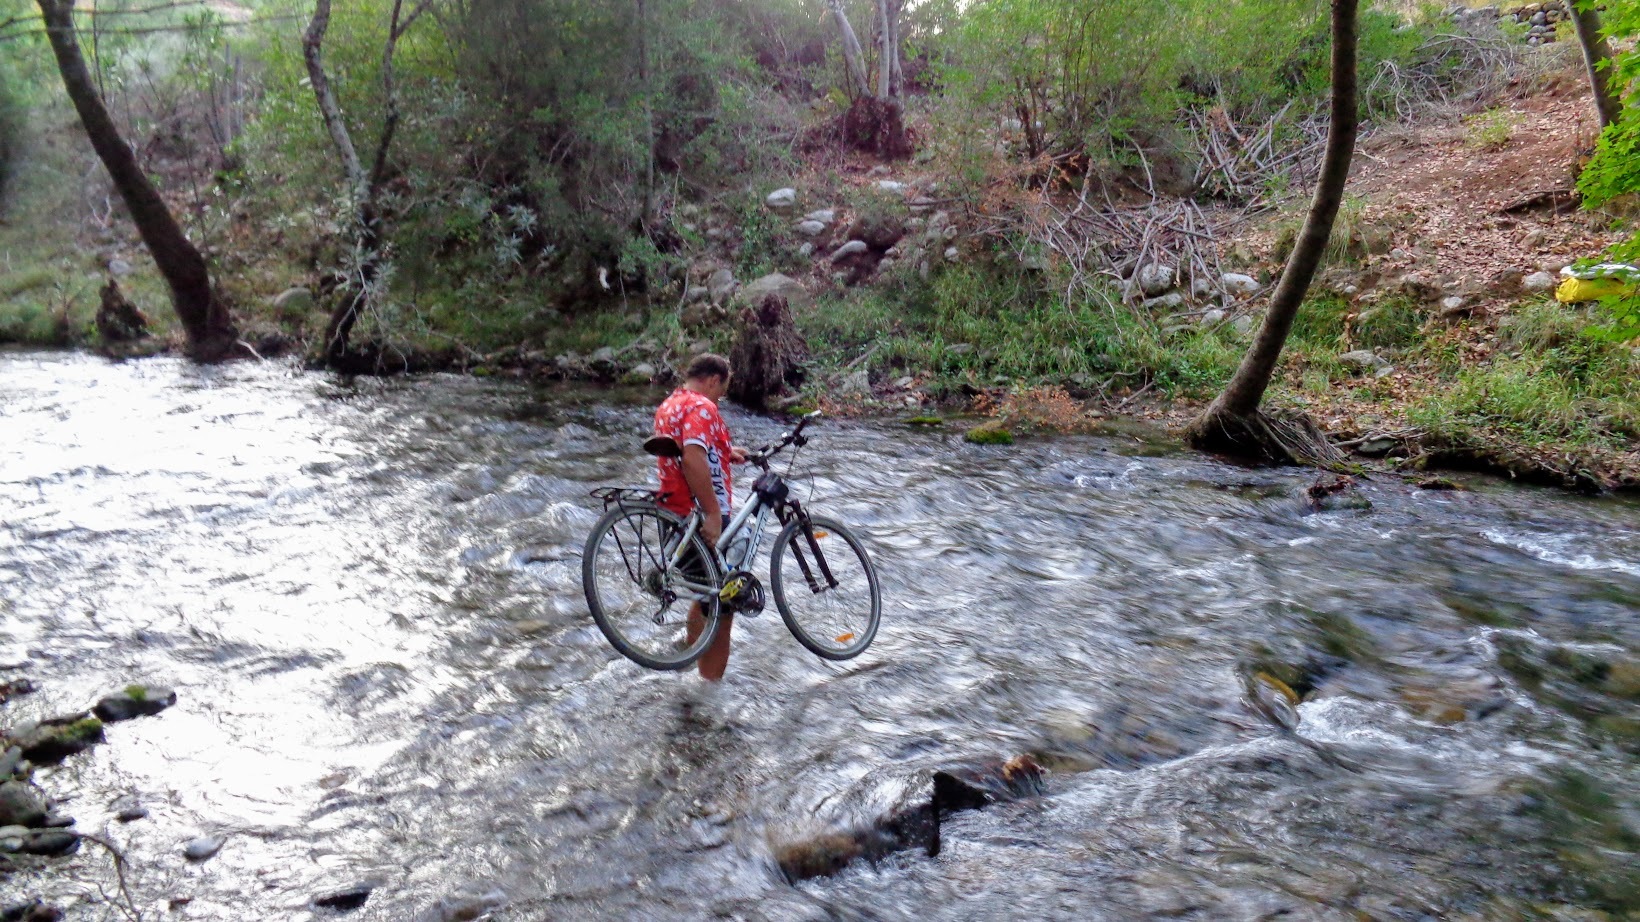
[1,350,1636,920]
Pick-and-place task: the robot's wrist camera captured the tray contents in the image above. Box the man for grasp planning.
[654,353,748,682]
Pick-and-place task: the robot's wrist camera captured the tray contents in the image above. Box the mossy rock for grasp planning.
[904,416,943,427]
[964,422,1014,445]
[14,716,104,764]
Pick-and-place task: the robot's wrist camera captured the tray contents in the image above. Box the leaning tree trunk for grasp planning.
[1568,1,1621,129]
[826,0,871,99]
[37,0,238,361]
[303,0,406,370]
[1183,0,1359,464]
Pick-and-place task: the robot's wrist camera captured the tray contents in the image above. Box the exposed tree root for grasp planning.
[1185,406,1346,468]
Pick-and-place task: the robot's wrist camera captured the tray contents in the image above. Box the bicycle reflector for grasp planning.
[835,633,855,644]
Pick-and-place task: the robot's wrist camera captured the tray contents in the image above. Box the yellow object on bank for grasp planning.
[1556,263,1639,303]
[1556,276,1632,303]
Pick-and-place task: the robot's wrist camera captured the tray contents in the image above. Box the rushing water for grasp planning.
[1,350,1637,921]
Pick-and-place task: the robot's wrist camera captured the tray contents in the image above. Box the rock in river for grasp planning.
[314,884,375,912]
[12,716,104,764]
[0,781,45,828]
[93,685,176,722]
[184,835,225,861]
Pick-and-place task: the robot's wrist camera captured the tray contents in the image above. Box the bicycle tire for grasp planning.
[770,514,880,660]
[582,503,724,670]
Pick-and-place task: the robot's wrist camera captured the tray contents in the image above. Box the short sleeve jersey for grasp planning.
[653,388,733,517]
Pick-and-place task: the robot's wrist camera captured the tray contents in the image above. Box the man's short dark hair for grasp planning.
[686,353,731,382]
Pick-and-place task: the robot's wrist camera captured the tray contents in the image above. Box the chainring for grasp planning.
[719,569,765,616]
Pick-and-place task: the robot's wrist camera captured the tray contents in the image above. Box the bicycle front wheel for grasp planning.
[770,515,880,660]
[582,504,724,670]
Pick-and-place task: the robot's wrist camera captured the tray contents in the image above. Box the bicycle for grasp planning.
[581,411,881,671]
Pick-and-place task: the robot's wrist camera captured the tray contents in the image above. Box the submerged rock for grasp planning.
[314,884,375,912]
[17,830,78,857]
[432,888,507,922]
[93,685,176,723]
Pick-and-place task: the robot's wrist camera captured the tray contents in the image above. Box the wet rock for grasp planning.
[184,835,225,861]
[432,888,507,922]
[1,900,63,922]
[964,422,1014,445]
[112,795,148,823]
[39,813,71,829]
[764,188,796,211]
[12,717,103,765]
[0,748,21,780]
[0,826,27,851]
[1306,473,1371,512]
[18,831,77,857]
[93,685,176,722]
[314,884,375,912]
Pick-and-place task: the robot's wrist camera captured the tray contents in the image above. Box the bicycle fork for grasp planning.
[787,504,839,595]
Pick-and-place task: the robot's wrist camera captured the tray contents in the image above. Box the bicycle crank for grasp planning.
[718,570,765,617]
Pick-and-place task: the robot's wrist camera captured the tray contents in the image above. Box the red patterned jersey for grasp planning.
[653,388,733,516]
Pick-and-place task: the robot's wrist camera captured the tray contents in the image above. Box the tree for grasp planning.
[1569,0,1621,129]
[36,0,239,360]
[828,0,910,159]
[1183,0,1359,464]
[302,0,424,369]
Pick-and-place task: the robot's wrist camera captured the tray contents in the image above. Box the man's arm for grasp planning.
[681,443,722,544]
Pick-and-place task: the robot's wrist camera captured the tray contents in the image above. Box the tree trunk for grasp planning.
[1568,1,1621,130]
[1183,0,1359,464]
[36,0,238,361]
[304,0,408,369]
[827,0,870,99]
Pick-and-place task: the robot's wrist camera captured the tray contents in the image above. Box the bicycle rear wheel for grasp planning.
[582,504,724,670]
[770,515,880,660]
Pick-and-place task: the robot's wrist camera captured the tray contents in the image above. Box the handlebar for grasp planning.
[747,410,821,467]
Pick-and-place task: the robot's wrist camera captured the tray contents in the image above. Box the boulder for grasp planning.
[830,240,869,262]
[1220,272,1261,297]
[764,188,797,211]
[1438,295,1470,318]
[93,685,176,723]
[1339,350,1389,373]
[803,209,836,225]
[796,221,827,237]
[184,836,225,861]
[797,242,815,258]
[1136,263,1176,297]
[1201,309,1227,325]
[272,287,314,316]
[727,294,810,410]
[707,268,737,303]
[738,273,812,312]
[13,717,103,765]
[0,782,46,828]
[1522,271,1557,293]
[1141,292,1186,311]
[943,246,959,263]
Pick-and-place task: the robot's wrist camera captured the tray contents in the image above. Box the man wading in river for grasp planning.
[654,354,748,682]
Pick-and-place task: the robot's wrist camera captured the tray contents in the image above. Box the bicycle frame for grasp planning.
[661,488,839,602]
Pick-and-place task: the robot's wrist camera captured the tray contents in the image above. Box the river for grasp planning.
[1,350,1637,920]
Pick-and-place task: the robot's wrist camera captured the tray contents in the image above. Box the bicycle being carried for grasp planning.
[582,411,881,671]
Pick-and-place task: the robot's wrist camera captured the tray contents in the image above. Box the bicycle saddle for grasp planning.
[643,436,683,458]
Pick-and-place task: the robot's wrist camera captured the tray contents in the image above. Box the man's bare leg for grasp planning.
[685,603,734,682]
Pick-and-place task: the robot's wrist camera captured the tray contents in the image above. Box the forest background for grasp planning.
[1,0,1638,487]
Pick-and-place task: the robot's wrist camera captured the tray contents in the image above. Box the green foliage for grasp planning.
[800,265,1240,397]
[1409,303,1640,448]
[964,421,1015,444]
[1462,106,1518,149]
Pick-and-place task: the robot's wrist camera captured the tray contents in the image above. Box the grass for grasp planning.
[1408,302,1640,450]
[797,265,1242,399]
